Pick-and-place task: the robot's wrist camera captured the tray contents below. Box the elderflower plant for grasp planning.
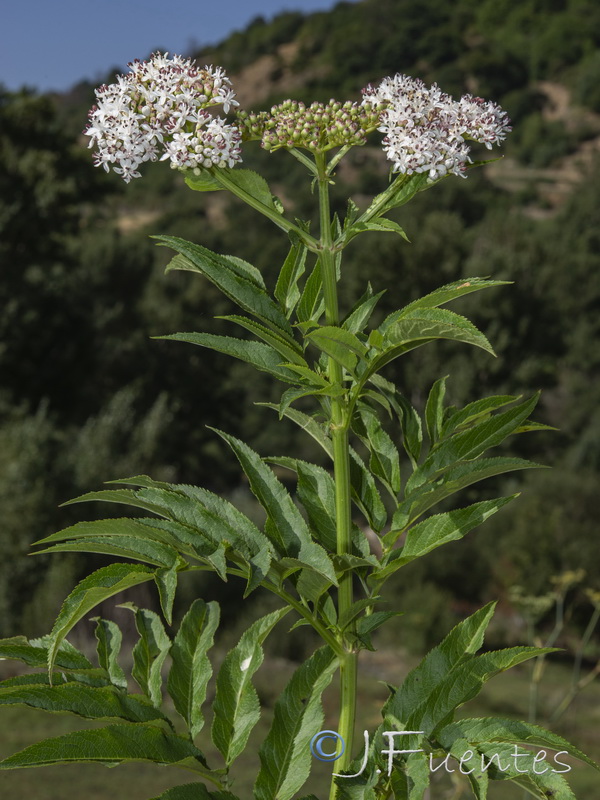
[1,52,598,800]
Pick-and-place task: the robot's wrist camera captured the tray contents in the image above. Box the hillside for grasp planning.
[1,0,600,652]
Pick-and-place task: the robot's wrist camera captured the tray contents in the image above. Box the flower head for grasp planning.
[85,53,242,182]
[362,74,511,180]
[237,98,384,153]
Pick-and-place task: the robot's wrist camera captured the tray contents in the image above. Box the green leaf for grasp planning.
[442,394,519,437]
[120,605,171,708]
[364,173,428,218]
[275,240,308,317]
[0,636,92,672]
[354,404,401,496]
[254,647,337,800]
[349,448,388,532]
[212,430,337,583]
[35,533,182,569]
[393,752,430,800]
[395,457,541,530]
[297,260,324,323]
[155,565,178,625]
[214,168,282,214]
[346,217,409,242]
[184,169,225,193]
[168,600,220,739]
[0,683,170,724]
[380,496,517,570]
[366,376,423,466]
[212,608,289,765]
[217,314,304,363]
[386,603,497,725]
[0,724,208,770]
[438,717,600,772]
[407,395,540,492]
[425,376,447,444]
[47,564,156,676]
[270,457,337,552]
[308,326,368,373]
[277,384,343,420]
[151,786,239,800]
[158,332,299,383]
[154,236,291,333]
[268,457,370,558]
[342,286,386,335]
[90,618,127,690]
[380,278,510,330]
[405,647,555,736]
[474,742,577,799]
[382,308,494,357]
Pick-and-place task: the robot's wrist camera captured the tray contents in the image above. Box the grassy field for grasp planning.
[0,649,598,799]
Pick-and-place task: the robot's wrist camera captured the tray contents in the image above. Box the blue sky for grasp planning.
[1,0,356,93]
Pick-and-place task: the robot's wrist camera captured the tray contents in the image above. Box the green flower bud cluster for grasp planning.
[236,98,385,153]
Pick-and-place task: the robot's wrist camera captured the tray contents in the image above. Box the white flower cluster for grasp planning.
[85,53,242,182]
[362,74,511,180]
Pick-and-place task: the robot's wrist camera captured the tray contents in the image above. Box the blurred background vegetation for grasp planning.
[1,0,599,702]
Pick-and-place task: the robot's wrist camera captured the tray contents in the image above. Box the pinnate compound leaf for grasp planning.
[0,724,208,770]
[0,683,170,725]
[120,605,171,708]
[456,742,577,799]
[379,496,517,572]
[394,457,541,531]
[158,333,299,383]
[404,647,556,736]
[212,607,289,765]
[438,717,600,772]
[254,647,337,800]
[47,564,156,676]
[406,394,540,492]
[91,618,127,690]
[442,394,519,437]
[386,603,497,725]
[167,600,220,738]
[212,429,336,583]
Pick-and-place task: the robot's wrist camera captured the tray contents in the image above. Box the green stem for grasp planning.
[315,152,357,798]
[209,166,318,250]
[187,565,344,658]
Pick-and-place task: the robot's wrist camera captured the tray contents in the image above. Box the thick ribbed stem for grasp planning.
[315,153,357,799]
